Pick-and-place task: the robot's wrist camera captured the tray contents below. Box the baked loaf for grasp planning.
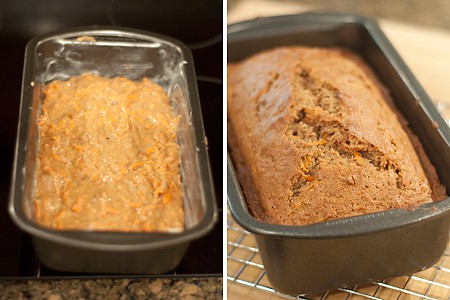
[228,46,446,226]
[35,74,184,232]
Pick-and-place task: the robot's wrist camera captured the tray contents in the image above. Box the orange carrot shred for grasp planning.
[354,151,364,165]
[130,161,144,170]
[304,175,316,182]
[163,193,171,204]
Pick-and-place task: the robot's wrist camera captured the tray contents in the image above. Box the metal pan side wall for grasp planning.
[9,26,217,274]
[255,212,450,295]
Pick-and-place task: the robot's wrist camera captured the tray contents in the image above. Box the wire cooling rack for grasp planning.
[227,211,450,300]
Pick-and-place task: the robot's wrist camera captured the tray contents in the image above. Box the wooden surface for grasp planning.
[227,1,450,299]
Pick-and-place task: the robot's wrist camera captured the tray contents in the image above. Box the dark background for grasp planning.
[0,0,223,277]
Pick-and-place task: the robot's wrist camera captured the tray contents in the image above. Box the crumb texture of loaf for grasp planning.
[35,74,184,232]
[227,46,446,226]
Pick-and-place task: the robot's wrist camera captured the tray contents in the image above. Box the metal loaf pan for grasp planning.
[227,13,450,296]
[9,27,217,274]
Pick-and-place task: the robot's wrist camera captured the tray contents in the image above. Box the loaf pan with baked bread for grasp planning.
[9,27,217,274]
[227,12,450,295]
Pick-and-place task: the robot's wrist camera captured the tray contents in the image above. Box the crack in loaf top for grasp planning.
[227,46,446,226]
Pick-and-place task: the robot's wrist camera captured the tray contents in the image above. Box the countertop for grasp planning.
[227,0,450,299]
[0,278,223,300]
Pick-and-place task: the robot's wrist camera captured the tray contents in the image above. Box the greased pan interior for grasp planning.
[9,27,217,273]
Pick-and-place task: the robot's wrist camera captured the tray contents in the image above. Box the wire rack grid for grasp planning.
[227,211,450,300]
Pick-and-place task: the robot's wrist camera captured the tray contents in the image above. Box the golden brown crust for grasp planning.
[228,46,446,226]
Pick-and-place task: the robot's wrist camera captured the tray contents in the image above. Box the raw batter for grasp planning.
[34,74,184,232]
